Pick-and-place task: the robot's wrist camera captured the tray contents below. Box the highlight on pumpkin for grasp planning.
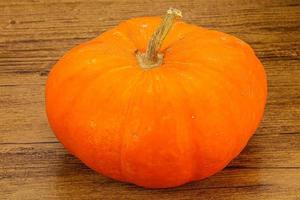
[45,8,267,188]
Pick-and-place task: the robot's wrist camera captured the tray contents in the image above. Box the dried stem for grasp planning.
[137,8,182,69]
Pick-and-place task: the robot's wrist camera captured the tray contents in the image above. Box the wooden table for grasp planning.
[1,0,299,199]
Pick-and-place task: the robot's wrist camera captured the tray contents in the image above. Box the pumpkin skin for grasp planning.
[46,16,267,188]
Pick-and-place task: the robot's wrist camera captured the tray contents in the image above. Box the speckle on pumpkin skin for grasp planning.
[112,31,122,36]
[132,132,138,139]
[87,58,97,64]
[220,36,228,41]
[191,115,196,119]
[89,121,96,129]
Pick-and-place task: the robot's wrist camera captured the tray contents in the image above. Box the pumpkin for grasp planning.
[46,8,267,188]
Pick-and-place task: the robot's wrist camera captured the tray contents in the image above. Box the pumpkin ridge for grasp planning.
[67,67,143,179]
[148,69,195,184]
[166,60,262,123]
[68,64,138,114]
[117,71,147,181]
[163,61,250,98]
[160,69,198,182]
[161,64,256,162]
[50,64,137,129]
[51,49,135,93]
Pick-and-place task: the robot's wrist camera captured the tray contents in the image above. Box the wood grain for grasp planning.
[0,0,300,199]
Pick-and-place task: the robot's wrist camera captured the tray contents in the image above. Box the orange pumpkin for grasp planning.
[46,8,267,188]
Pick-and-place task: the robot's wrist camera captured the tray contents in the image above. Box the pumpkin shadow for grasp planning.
[53,152,114,197]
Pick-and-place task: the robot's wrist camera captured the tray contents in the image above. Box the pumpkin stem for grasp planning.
[137,8,182,69]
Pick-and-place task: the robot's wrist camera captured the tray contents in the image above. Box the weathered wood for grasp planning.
[0,0,300,199]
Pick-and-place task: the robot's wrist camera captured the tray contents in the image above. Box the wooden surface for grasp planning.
[1,0,300,199]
